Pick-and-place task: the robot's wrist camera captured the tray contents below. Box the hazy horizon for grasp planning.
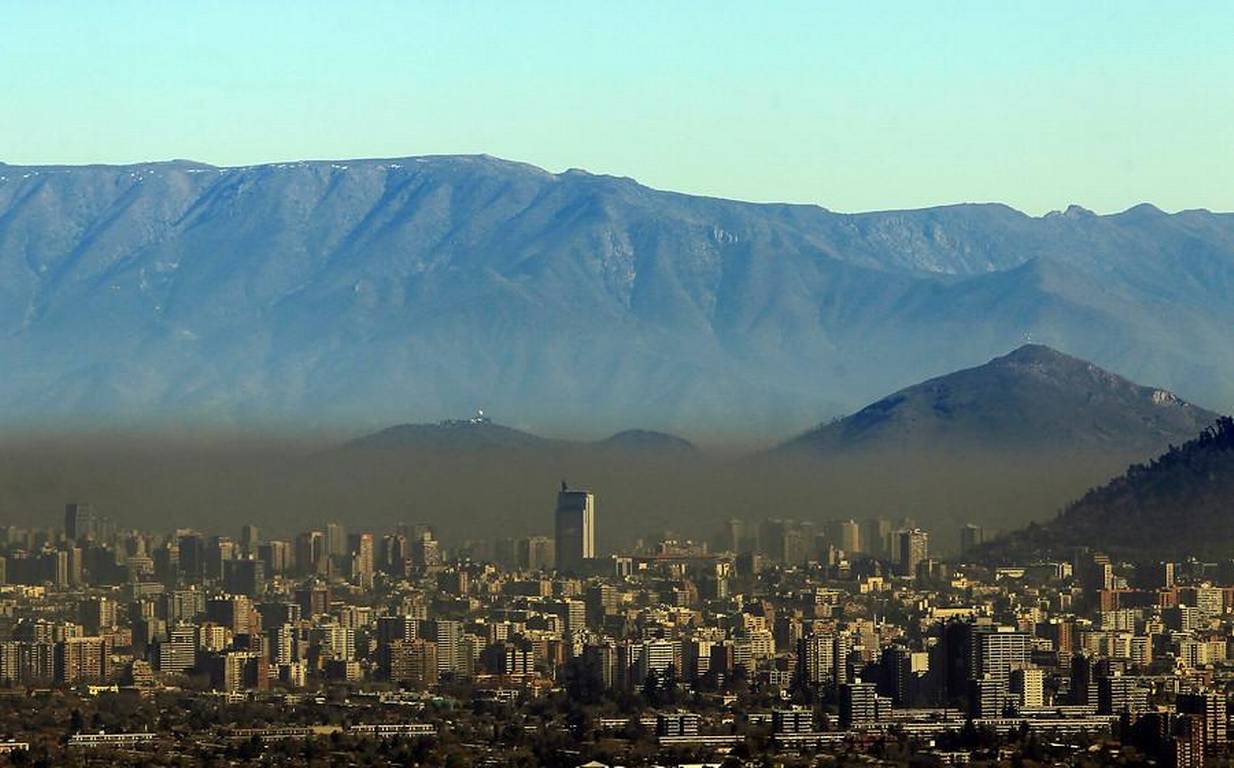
[0,428,1143,555]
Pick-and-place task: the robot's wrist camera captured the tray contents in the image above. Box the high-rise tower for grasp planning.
[64,503,97,543]
[554,482,595,573]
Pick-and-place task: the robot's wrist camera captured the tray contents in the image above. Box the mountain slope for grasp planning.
[981,417,1234,561]
[779,344,1220,456]
[2,156,1234,437]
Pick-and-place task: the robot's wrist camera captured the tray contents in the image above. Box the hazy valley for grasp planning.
[0,346,1219,553]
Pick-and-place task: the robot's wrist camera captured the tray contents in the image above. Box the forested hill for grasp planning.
[980,417,1234,561]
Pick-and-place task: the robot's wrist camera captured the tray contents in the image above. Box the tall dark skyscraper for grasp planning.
[325,522,347,559]
[554,483,595,574]
[959,524,985,554]
[240,525,260,557]
[223,558,266,598]
[178,533,207,582]
[64,503,96,543]
[898,529,929,577]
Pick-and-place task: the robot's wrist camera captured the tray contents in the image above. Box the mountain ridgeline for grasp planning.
[1,156,1233,438]
[980,417,1234,561]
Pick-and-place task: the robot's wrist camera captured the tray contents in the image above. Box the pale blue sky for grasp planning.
[3,1,1232,213]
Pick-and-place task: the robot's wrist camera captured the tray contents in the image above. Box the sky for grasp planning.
[3,1,1232,214]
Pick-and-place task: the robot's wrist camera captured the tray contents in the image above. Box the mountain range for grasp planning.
[2,156,1233,438]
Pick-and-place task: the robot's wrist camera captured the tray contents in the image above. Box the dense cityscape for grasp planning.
[0,484,1225,767]
[5,2,1232,767]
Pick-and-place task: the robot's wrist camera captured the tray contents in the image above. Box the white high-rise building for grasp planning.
[554,484,595,573]
[635,638,676,683]
[433,619,465,678]
[1011,667,1044,708]
[156,624,197,674]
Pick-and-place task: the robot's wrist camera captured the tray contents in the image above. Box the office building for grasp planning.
[861,518,893,559]
[1010,667,1045,709]
[826,519,860,554]
[178,533,206,582]
[64,503,97,543]
[203,650,267,692]
[1098,674,1148,716]
[635,638,677,683]
[206,595,259,636]
[295,531,327,576]
[554,484,595,573]
[960,524,985,554]
[880,644,926,707]
[431,619,465,679]
[258,540,292,575]
[205,536,235,580]
[718,518,755,554]
[969,674,1010,718]
[1071,653,1099,707]
[840,679,882,728]
[1177,691,1228,753]
[376,615,417,648]
[55,637,110,685]
[898,529,929,577]
[223,558,265,598]
[657,711,701,737]
[797,633,839,688]
[410,530,442,569]
[759,519,811,565]
[325,522,347,559]
[351,533,375,584]
[239,525,259,557]
[975,628,1031,686]
[382,638,436,689]
[772,707,814,735]
[519,536,555,571]
[81,597,116,635]
[295,585,331,619]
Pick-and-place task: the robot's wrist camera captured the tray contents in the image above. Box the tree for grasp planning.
[641,671,659,705]
[661,664,680,706]
[561,655,604,706]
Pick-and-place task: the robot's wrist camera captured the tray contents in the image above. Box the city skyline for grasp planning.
[0,483,1227,766]
[2,2,1231,765]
